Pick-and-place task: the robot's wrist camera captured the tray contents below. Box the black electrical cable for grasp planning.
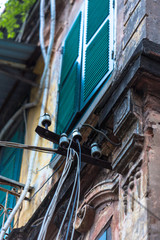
[30,158,65,201]
[121,186,160,221]
[65,140,81,240]
[81,123,121,146]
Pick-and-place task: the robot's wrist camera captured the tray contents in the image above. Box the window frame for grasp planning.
[56,0,115,134]
[0,121,25,231]
[96,225,112,240]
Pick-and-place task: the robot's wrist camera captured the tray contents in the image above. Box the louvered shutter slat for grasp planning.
[81,0,113,109]
[56,12,82,134]
[56,63,79,134]
[87,0,110,43]
[61,13,82,85]
[84,20,110,101]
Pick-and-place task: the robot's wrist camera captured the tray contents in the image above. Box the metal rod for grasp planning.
[35,126,112,170]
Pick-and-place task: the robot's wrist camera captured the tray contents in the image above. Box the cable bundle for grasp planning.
[38,140,81,240]
[0,0,55,238]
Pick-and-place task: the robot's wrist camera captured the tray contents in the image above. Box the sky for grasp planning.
[0,0,8,15]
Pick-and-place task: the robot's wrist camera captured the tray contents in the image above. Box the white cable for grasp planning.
[38,145,81,240]
[40,0,47,60]
[38,143,73,240]
[0,80,50,239]
[70,151,80,240]
[0,0,56,238]
[56,150,79,240]
[0,140,59,154]
[0,0,55,140]
[38,142,73,239]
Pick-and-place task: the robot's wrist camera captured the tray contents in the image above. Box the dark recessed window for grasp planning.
[98,226,112,240]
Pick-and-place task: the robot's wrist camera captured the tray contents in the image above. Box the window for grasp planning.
[56,0,114,134]
[0,122,25,231]
[98,226,112,240]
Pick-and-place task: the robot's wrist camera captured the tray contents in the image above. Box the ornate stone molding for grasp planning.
[113,89,140,138]
[112,133,144,174]
[74,175,118,233]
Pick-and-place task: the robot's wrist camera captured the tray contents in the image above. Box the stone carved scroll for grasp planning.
[75,175,118,233]
[74,204,95,233]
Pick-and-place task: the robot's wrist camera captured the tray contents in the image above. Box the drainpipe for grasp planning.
[0,0,55,238]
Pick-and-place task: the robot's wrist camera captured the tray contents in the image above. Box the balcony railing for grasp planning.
[0,175,33,239]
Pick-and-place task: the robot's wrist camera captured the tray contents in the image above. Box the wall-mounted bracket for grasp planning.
[35,126,112,170]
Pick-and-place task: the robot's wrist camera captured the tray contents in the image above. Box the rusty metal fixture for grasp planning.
[74,204,95,233]
[59,133,69,148]
[0,183,29,233]
[7,208,13,215]
[11,187,18,193]
[0,204,4,217]
[41,113,51,129]
[91,143,101,158]
[36,126,112,169]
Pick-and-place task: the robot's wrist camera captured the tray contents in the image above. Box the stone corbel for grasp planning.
[74,175,118,233]
[113,89,142,138]
[112,134,144,174]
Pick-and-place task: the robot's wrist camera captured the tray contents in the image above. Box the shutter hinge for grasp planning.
[113,0,115,8]
[111,50,114,60]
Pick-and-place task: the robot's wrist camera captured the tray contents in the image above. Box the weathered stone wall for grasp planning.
[116,0,147,72]
[116,0,160,73]
[143,93,160,240]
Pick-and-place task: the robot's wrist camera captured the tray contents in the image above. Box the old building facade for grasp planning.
[0,0,160,239]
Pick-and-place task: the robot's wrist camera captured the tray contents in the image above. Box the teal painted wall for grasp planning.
[0,122,25,230]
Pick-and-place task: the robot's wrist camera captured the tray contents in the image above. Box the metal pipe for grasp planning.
[0,0,56,238]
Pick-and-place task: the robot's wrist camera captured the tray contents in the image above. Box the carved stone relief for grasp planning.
[74,175,118,233]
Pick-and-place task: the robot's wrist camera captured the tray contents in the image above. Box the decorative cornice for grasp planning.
[99,38,160,127]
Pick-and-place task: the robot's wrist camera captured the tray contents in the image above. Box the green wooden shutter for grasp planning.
[81,0,114,109]
[86,0,110,43]
[56,63,79,134]
[56,12,82,134]
[0,122,25,230]
[61,13,82,86]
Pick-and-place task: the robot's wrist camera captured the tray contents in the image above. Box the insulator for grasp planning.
[72,129,82,142]
[59,133,69,148]
[41,113,51,129]
[91,143,101,158]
